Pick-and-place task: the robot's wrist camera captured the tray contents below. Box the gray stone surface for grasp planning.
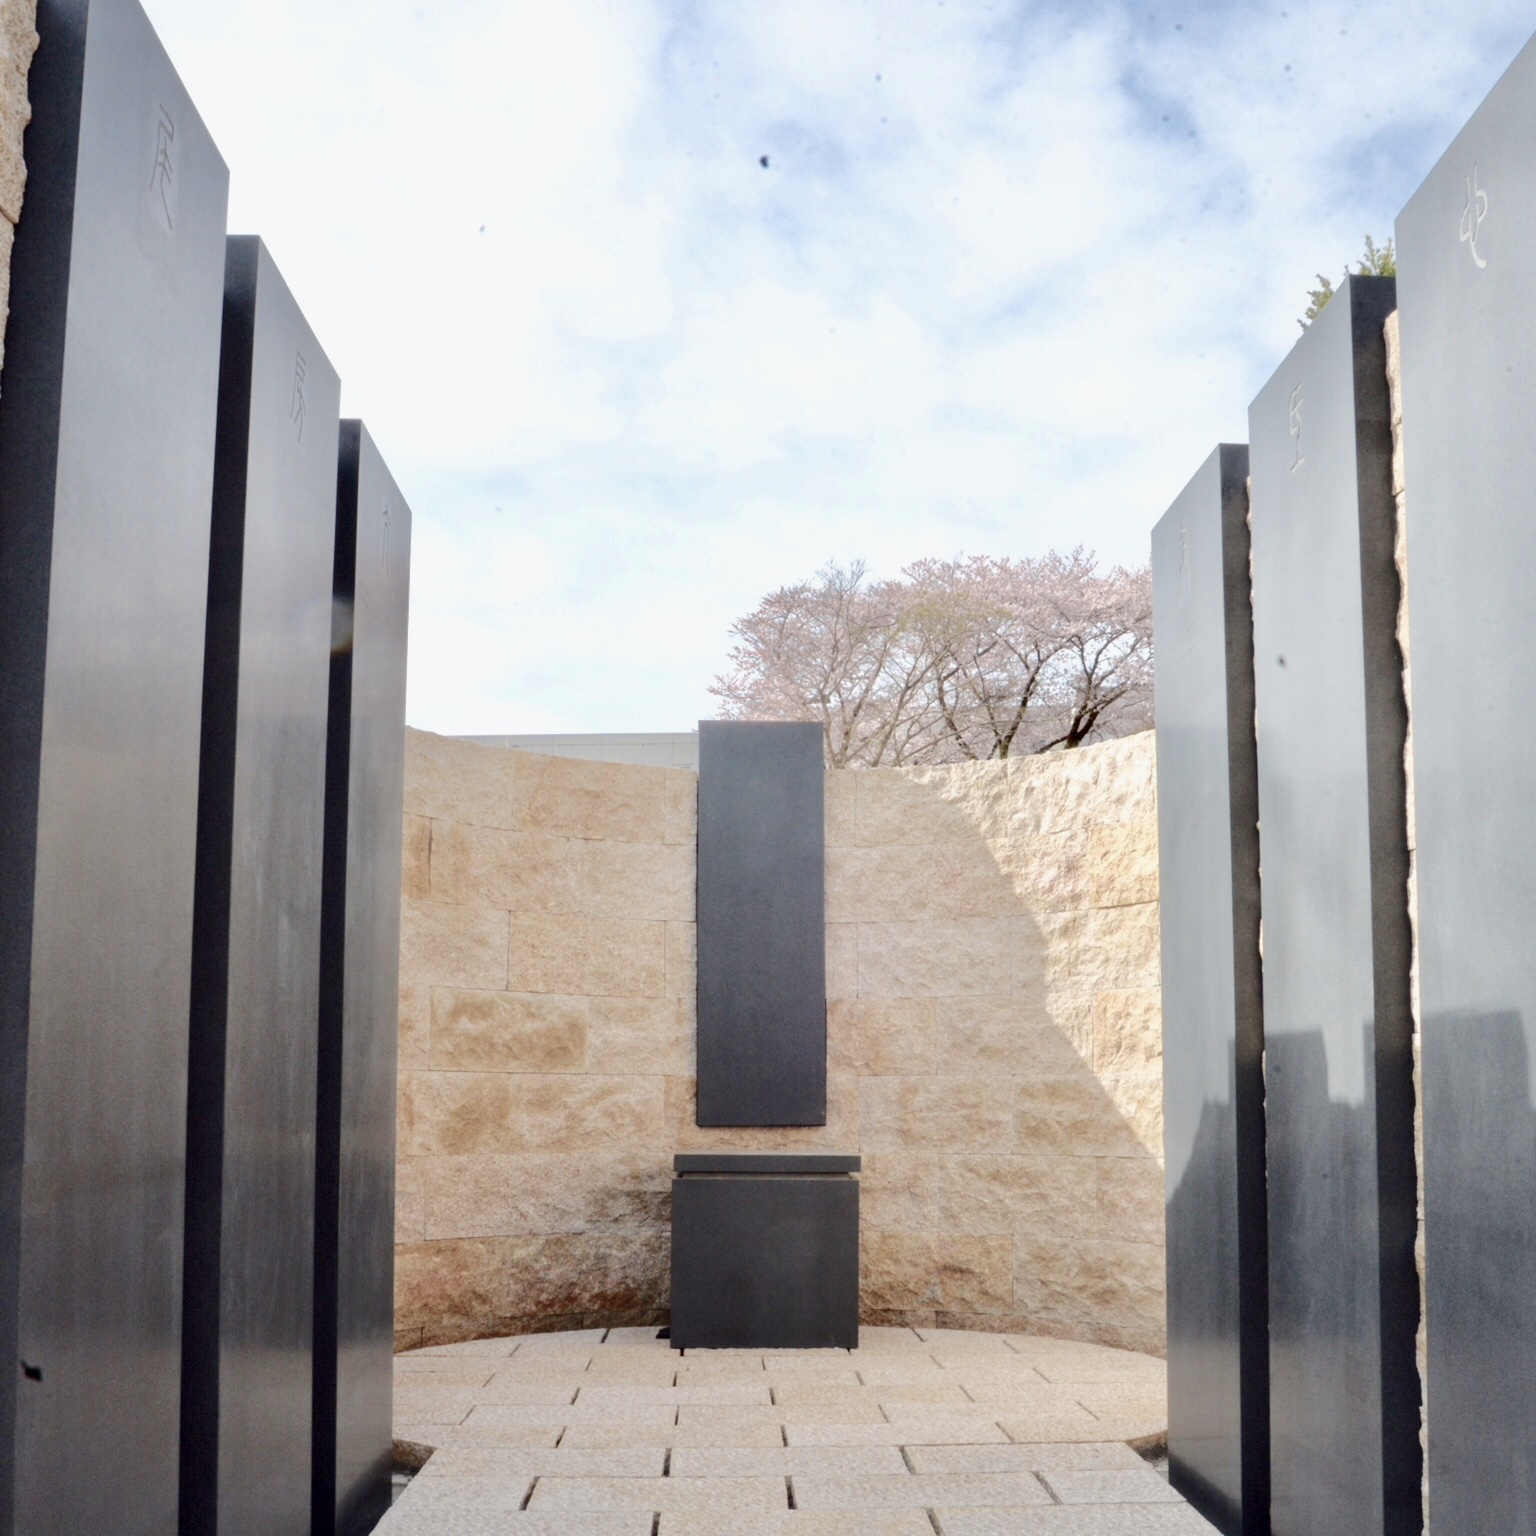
[906,1444,1146,1475]
[668,1446,909,1477]
[528,1474,789,1513]
[1249,273,1419,1536]
[785,1422,1009,1447]
[0,0,230,1528]
[378,1495,649,1536]
[1042,1469,1186,1504]
[417,1447,665,1479]
[1396,26,1536,1536]
[661,1516,935,1536]
[932,1509,1217,1535]
[695,720,826,1125]
[1150,441,1269,1536]
[790,1473,1053,1510]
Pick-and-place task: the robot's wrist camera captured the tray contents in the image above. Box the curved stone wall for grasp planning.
[395,728,1165,1354]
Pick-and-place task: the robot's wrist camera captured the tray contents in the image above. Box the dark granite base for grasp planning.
[670,1155,859,1350]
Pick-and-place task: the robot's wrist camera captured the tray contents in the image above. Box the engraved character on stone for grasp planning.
[1460,164,1489,269]
[1288,385,1305,472]
[291,351,308,443]
[149,106,175,231]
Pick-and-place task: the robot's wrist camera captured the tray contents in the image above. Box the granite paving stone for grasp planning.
[1041,1469,1185,1504]
[393,1365,499,1387]
[473,1380,581,1405]
[784,1421,1009,1447]
[932,1507,1217,1535]
[396,1422,564,1449]
[416,1446,665,1479]
[994,1416,1128,1444]
[791,1473,1055,1510]
[674,1403,888,1427]
[379,1500,650,1536]
[467,1402,679,1427]
[660,1515,935,1536]
[390,1328,1184,1536]
[527,1474,789,1513]
[558,1421,787,1450]
[905,1443,1146,1475]
[668,1446,910,1477]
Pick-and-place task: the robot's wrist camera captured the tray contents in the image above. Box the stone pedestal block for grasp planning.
[670,1155,860,1349]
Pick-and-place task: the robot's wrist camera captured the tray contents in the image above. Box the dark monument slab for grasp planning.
[1396,32,1536,1534]
[1151,444,1269,1536]
[180,237,340,1536]
[1248,275,1420,1536]
[313,422,412,1536]
[670,1155,859,1349]
[695,720,826,1126]
[0,1,229,1530]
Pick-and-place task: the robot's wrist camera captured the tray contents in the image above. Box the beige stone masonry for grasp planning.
[0,0,35,372]
[397,728,1165,1355]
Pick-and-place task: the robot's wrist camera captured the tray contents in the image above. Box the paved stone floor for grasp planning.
[383,1325,1216,1534]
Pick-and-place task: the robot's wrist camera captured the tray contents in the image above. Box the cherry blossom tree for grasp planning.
[710,552,1152,766]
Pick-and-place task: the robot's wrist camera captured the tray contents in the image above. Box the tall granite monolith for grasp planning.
[1152,444,1269,1536]
[0,1,229,1529]
[1248,274,1420,1536]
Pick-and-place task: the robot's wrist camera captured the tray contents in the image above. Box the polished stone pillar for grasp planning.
[1396,30,1536,1535]
[695,720,826,1126]
[312,422,412,1536]
[180,237,341,1536]
[1249,275,1420,1536]
[0,2,229,1530]
[1152,445,1269,1536]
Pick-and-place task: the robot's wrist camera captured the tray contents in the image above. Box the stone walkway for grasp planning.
[384,1324,1216,1534]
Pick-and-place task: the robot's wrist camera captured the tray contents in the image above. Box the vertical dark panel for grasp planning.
[1396,32,1536,1535]
[695,720,826,1127]
[180,238,341,1536]
[1249,275,1420,1536]
[0,1,228,1531]
[314,422,411,1536]
[1152,445,1269,1536]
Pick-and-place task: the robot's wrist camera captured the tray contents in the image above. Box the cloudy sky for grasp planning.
[142,0,1533,735]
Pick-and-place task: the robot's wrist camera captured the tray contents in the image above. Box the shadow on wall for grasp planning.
[391,730,1166,1354]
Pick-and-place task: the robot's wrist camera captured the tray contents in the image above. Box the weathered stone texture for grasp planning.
[397,729,1164,1353]
[0,0,34,372]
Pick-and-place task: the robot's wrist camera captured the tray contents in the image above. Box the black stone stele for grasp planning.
[1397,31,1536,1535]
[0,1,229,1530]
[180,237,341,1536]
[1152,445,1269,1536]
[1249,275,1420,1536]
[670,1155,860,1349]
[695,720,827,1127]
[313,422,412,1536]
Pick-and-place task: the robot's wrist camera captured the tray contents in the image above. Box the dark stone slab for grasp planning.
[0,1,229,1529]
[1248,275,1420,1536]
[1396,33,1536,1534]
[313,422,412,1536]
[1151,444,1269,1536]
[180,237,340,1536]
[675,1154,861,1175]
[695,720,826,1127]
[670,1169,859,1349]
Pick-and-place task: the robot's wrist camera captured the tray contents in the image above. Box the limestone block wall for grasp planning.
[0,0,34,374]
[395,728,1166,1355]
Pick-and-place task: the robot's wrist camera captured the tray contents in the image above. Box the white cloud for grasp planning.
[139,0,1536,732]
